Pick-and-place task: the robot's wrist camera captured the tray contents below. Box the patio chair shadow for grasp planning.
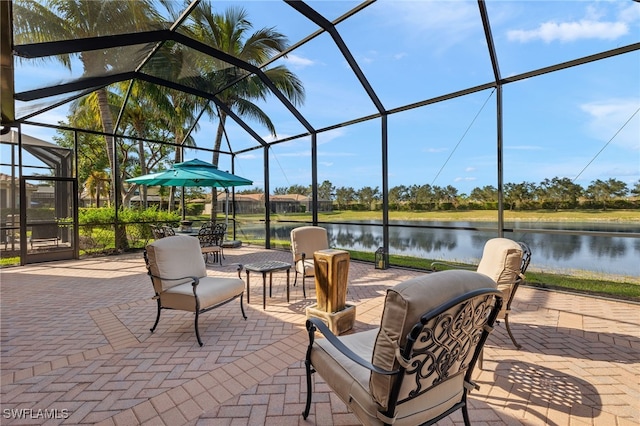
[487,322,639,364]
[481,360,603,426]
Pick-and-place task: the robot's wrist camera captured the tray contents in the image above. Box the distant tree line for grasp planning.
[237,177,640,211]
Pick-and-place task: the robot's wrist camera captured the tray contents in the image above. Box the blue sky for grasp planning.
[7,0,640,196]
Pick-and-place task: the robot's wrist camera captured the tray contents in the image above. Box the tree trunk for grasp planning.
[95,181,99,208]
[210,113,227,222]
[138,139,148,208]
[169,138,182,214]
[96,88,129,250]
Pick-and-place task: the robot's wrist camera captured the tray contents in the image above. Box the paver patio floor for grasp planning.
[1,244,638,425]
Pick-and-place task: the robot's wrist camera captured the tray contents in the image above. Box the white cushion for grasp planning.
[476,238,523,317]
[161,276,245,312]
[146,235,207,293]
[476,238,523,286]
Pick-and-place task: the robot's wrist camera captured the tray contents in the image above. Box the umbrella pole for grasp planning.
[225,188,229,241]
[181,187,186,220]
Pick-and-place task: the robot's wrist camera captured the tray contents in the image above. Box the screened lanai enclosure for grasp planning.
[1,0,639,277]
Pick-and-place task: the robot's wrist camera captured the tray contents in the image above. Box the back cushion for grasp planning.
[369,270,497,408]
[476,238,523,286]
[290,226,329,259]
[146,235,207,293]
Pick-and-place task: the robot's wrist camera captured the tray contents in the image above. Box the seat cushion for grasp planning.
[370,270,497,408]
[161,276,245,312]
[311,329,382,424]
[146,235,207,293]
[296,259,315,276]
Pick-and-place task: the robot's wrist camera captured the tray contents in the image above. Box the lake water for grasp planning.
[266,221,639,277]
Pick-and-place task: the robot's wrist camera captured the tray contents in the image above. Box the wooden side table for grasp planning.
[242,260,292,309]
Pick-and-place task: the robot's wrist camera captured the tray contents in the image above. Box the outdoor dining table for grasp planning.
[242,260,292,309]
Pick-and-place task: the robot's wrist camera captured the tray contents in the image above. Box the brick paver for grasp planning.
[1,244,638,425]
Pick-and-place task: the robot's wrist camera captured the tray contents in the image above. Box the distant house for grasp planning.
[269,193,333,213]
[208,192,333,215]
[0,172,37,212]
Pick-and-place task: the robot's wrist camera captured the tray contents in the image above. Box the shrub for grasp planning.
[78,207,180,252]
[186,203,205,216]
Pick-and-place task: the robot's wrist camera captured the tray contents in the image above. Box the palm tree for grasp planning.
[189,5,305,221]
[13,0,162,250]
[156,88,204,214]
[84,171,110,207]
[119,81,156,208]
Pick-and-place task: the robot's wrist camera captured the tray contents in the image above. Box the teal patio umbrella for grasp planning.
[127,159,252,188]
[126,159,252,225]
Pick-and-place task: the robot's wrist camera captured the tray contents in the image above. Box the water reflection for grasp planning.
[266,221,638,276]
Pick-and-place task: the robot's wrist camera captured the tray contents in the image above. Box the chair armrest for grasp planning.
[293,252,306,263]
[430,261,475,272]
[306,318,397,376]
[235,263,244,279]
[147,273,201,296]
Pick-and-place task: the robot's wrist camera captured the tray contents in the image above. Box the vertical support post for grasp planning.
[311,132,318,225]
[264,145,271,248]
[496,86,504,237]
[17,124,25,265]
[381,114,389,257]
[73,131,80,259]
[477,0,504,237]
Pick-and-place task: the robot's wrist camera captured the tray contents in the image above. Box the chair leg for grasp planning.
[293,269,299,286]
[303,320,316,419]
[462,402,471,426]
[504,313,522,349]
[302,357,314,419]
[195,310,203,347]
[240,294,247,320]
[302,274,306,298]
[150,298,161,332]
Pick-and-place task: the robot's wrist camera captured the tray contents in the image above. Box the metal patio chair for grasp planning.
[302,270,502,425]
[432,238,532,350]
[290,225,329,298]
[144,235,246,346]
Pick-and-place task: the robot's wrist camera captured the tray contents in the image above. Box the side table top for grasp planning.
[244,260,292,272]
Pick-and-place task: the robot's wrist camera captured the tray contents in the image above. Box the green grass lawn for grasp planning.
[269,209,640,223]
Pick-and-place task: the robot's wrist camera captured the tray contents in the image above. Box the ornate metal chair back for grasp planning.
[384,289,502,419]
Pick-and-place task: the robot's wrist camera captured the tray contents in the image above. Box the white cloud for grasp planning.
[454,176,477,182]
[508,20,628,43]
[580,98,640,151]
[280,53,315,69]
[618,3,640,24]
[317,128,346,145]
[360,55,375,65]
[465,167,475,172]
[237,153,258,160]
[424,147,448,153]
